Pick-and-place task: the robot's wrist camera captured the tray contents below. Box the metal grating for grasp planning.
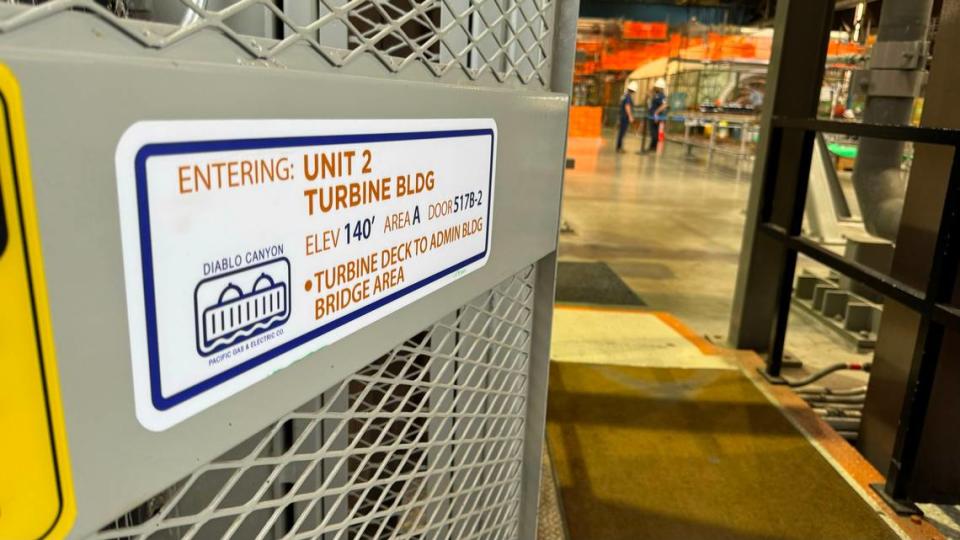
[91,265,536,540]
[0,0,554,85]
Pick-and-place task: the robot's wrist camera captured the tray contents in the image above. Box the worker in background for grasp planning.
[644,78,668,153]
[616,81,638,154]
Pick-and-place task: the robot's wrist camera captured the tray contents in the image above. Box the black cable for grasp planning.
[785,362,871,388]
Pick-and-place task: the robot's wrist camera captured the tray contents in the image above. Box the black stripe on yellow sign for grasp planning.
[0,65,75,539]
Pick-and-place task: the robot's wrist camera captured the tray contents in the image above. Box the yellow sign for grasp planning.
[0,65,75,539]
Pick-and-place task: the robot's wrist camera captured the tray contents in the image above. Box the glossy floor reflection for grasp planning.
[561,133,750,338]
[559,131,871,381]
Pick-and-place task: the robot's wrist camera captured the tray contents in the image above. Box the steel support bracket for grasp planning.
[864,70,927,98]
[868,40,928,70]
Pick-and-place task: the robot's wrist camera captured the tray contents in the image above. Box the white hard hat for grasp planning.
[654,78,667,89]
[627,81,639,93]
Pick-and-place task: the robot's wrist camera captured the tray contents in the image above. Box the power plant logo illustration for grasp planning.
[193,257,291,357]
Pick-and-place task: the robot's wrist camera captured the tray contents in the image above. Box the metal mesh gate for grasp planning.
[0,0,571,536]
[0,0,554,85]
[92,266,535,539]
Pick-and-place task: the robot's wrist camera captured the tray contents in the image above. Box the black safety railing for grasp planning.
[755,115,960,507]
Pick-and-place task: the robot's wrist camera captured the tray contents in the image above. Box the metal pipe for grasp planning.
[801,391,868,402]
[825,417,862,431]
[797,385,868,397]
[811,402,865,411]
[805,395,867,404]
[813,407,863,418]
[180,0,208,26]
[850,0,935,241]
[837,431,859,442]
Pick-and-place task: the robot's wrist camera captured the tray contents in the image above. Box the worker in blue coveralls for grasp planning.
[616,81,638,154]
[644,78,668,153]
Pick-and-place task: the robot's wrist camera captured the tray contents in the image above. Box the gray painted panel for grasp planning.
[0,4,554,91]
[0,27,565,537]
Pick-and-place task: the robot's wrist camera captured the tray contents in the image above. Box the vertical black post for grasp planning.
[880,152,960,505]
[761,128,817,377]
[728,0,835,368]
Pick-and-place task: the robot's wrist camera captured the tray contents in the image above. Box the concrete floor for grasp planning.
[560,135,749,338]
[559,131,869,385]
[551,307,733,369]
[547,130,960,539]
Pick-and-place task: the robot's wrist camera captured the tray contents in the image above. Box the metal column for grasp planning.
[860,0,960,509]
[849,0,934,242]
[730,0,960,511]
[728,0,835,363]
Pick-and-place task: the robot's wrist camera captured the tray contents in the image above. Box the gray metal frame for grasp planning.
[0,0,576,537]
[92,268,539,538]
[0,0,554,87]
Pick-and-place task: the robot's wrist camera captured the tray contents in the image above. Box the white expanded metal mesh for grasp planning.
[90,265,535,540]
[0,0,553,85]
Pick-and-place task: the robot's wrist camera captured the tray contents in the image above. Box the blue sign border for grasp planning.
[134,128,495,411]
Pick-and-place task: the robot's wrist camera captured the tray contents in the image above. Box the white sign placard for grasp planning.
[116,119,496,430]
